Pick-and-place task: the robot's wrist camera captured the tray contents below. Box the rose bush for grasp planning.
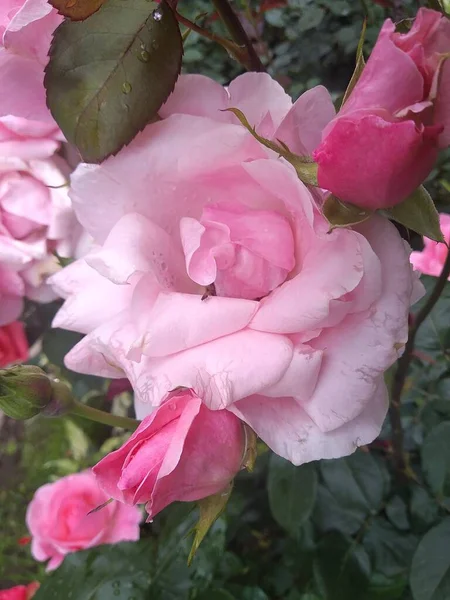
[0,116,78,326]
[94,388,245,519]
[314,8,450,209]
[411,212,450,278]
[26,470,141,571]
[50,72,422,466]
[0,321,28,367]
[0,0,61,124]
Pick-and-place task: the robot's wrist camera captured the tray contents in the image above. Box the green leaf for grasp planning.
[410,486,439,532]
[414,277,450,359]
[341,19,366,106]
[365,572,407,600]
[313,532,371,600]
[64,419,90,461]
[383,186,444,242]
[385,496,410,532]
[267,454,317,537]
[196,592,235,600]
[422,421,450,499]
[226,107,319,186]
[323,195,372,228]
[363,518,418,578]
[45,0,182,163]
[410,518,450,600]
[314,452,388,535]
[34,542,156,600]
[188,487,232,564]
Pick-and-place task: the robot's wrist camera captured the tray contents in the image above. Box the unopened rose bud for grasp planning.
[0,366,53,420]
[43,379,75,417]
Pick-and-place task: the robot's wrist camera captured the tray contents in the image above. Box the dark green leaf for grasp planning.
[34,542,156,600]
[267,454,317,537]
[315,452,388,535]
[410,518,450,600]
[422,422,450,498]
[410,486,439,532]
[196,592,235,600]
[45,0,182,162]
[313,532,371,600]
[385,496,410,531]
[363,518,418,578]
[384,187,444,242]
[323,195,372,228]
[365,572,407,600]
[414,277,450,358]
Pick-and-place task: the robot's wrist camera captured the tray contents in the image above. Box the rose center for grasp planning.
[180,201,295,301]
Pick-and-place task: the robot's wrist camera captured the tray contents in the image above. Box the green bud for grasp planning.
[0,366,53,420]
[43,379,75,417]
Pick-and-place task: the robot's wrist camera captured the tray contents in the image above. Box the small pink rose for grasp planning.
[26,470,141,571]
[314,8,450,209]
[0,321,28,367]
[410,212,450,278]
[93,389,245,519]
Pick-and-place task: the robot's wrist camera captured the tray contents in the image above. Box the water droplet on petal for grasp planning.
[122,82,132,94]
[152,8,163,21]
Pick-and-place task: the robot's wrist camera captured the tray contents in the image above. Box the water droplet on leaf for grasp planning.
[152,8,163,21]
[122,82,132,94]
[138,50,150,63]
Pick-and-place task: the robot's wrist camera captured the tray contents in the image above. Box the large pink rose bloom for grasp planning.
[314,8,450,210]
[26,470,142,571]
[0,0,62,124]
[94,389,245,519]
[52,73,422,465]
[0,117,78,326]
[410,213,450,278]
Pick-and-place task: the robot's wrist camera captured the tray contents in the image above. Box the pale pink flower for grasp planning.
[26,470,141,571]
[52,73,422,465]
[410,213,450,278]
[0,117,79,326]
[0,0,62,124]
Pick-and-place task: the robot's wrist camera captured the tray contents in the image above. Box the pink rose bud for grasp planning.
[410,213,450,277]
[0,322,28,367]
[93,389,245,520]
[313,8,450,209]
[26,470,141,571]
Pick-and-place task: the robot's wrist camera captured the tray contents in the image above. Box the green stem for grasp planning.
[70,400,139,431]
[211,0,265,72]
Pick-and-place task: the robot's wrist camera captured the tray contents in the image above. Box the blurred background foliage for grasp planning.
[1,1,450,599]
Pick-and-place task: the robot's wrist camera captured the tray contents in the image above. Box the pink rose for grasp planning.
[52,73,422,466]
[410,212,450,277]
[0,321,28,366]
[26,470,141,571]
[0,117,80,326]
[94,389,245,519]
[0,0,61,124]
[0,583,39,600]
[314,8,450,209]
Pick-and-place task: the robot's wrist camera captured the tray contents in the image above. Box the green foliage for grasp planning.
[45,0,182,162]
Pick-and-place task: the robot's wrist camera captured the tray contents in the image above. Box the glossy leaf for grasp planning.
[314,532,371,600]
[384,186,444,242]
[45,0,182,162]
[422,422,450,499]
[49,0,106,21]
[410,518,450,600]
[267,454,317,537]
